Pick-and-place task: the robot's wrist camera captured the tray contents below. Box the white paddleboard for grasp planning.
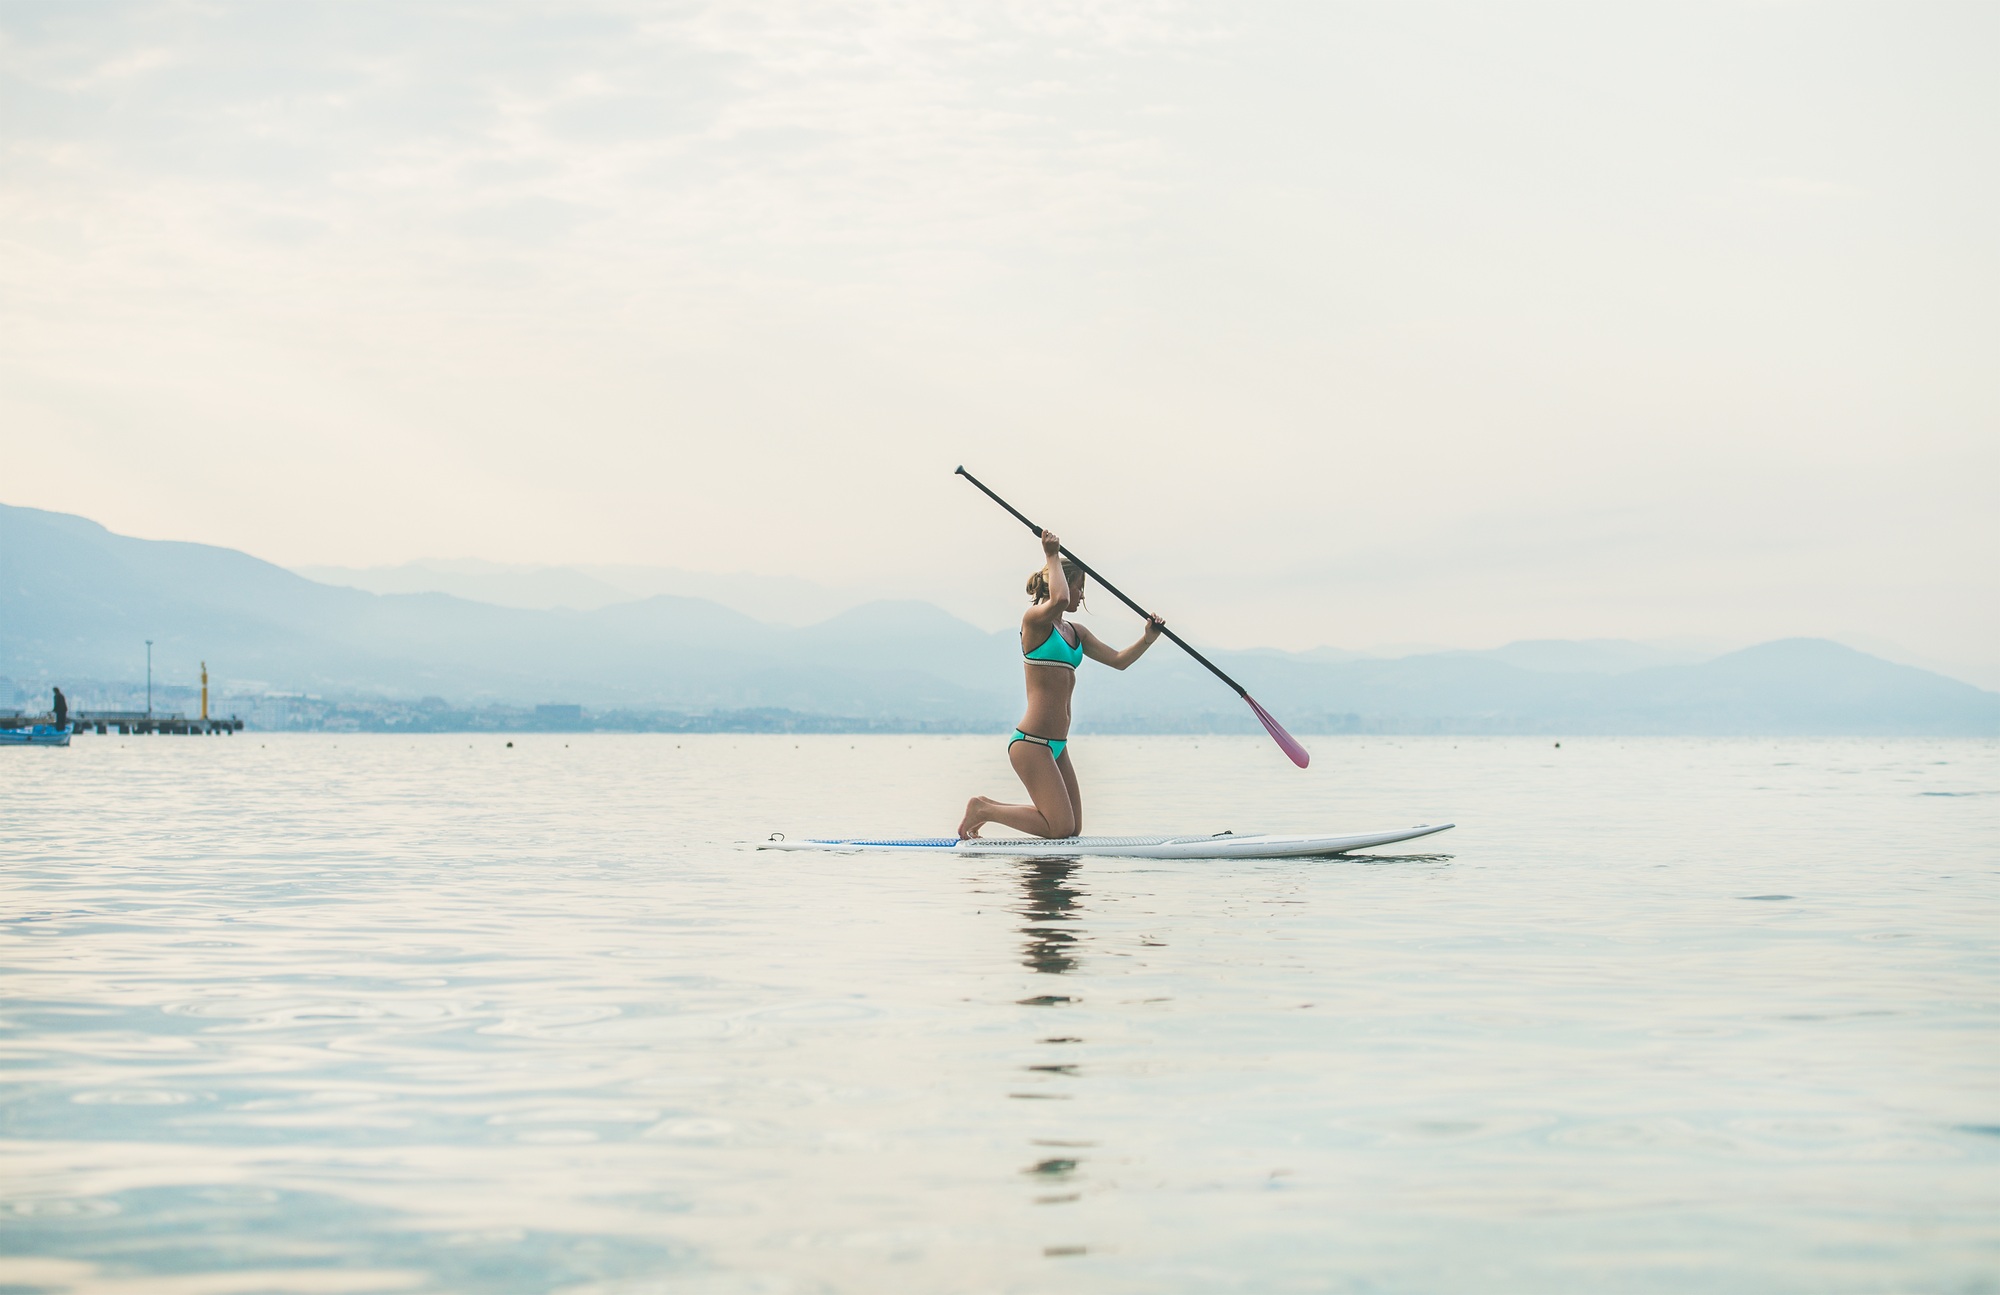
[758,823,1452,859]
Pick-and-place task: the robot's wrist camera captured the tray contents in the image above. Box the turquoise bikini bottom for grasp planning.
[1009,730,1068,761]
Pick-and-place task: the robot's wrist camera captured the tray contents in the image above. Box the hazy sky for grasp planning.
[3,2,1995,681]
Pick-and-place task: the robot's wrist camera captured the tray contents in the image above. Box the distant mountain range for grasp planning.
[4,501,1996,734]
[295,558,869,624]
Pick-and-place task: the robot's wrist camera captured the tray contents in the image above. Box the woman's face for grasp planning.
[1064,579,1086,612]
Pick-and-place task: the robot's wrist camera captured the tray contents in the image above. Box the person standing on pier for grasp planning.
[51,687,68,730]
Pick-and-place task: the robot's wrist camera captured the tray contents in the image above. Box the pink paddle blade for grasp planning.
[1245,694,1310,768]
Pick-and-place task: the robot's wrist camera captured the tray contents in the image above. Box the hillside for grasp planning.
[4,502,1995,734]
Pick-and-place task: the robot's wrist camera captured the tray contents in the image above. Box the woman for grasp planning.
[958,528,1164,839]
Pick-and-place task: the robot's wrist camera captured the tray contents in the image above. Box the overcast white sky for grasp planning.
[3,2,1994,681]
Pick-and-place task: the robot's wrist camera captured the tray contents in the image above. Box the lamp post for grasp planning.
[145,640,153,717]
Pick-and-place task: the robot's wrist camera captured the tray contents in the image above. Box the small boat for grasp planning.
[0,724,72,748]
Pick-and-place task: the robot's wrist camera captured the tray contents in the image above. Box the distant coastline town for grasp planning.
[0,679,989,736]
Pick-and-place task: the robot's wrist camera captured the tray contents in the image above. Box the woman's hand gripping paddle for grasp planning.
[955,466,1311,768]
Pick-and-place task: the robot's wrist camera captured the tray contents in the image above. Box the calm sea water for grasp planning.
[1,734,1996,1293]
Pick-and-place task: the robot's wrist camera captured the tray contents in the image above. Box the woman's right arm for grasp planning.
[1025,530,1066,632]
[1040,530,1067,605]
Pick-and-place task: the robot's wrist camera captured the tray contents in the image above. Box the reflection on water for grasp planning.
[1009,856,1092,1216]
[1015,857,1086,975]
[1,734,1996,1293]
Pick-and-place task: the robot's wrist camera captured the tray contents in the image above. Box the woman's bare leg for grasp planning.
[959,743,1079,839]
[1055,749,1082,836]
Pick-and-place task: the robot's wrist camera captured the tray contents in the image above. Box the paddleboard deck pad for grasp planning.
[760,823,1452,859]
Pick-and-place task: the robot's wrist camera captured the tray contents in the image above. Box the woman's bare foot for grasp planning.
[958,797,991,840]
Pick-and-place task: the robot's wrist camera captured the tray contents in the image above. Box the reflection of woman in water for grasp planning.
[1018,858,1084,975]
[958,528,1164,840]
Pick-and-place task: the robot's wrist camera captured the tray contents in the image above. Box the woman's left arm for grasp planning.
[1078,616,1166,671]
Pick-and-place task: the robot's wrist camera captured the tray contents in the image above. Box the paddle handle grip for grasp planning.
[954,466,1248,698]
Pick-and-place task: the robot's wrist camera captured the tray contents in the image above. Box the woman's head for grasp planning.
[1027,560,1087,609]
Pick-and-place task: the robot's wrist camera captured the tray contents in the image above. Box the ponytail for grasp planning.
[1026,559,1086,604]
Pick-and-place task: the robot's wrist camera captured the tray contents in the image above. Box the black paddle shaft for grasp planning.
[954,466,1249,699]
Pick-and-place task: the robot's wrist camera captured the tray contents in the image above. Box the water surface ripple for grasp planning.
[2,735,1996,1292]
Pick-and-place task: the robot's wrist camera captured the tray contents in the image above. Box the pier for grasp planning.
[0,712,243,736]
[4,660,245,736]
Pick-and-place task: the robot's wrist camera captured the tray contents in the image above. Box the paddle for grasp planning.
[955,466,1311,768]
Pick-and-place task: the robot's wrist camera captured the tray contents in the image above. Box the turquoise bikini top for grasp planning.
[1024,621,1084,670]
